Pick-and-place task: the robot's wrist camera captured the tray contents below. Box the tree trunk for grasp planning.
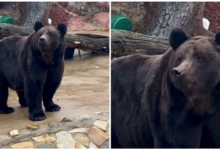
[112,2,206,58]
[0,23,109,54]
[111,29,169,58]
[146,2,205,39]
[21,2,52,28]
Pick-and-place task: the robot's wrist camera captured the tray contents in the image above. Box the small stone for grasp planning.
[88,126,109,147]
[56,131,75,148]
[61,117,72,122]
[75,114,91,121]
[75,143,87,149]
[27,125,39,130]
[94,66,99,69]
[74,133,89,147]
[10,141,34,149]
[93,120,108,131]
[9,130,19,138]
[69,128,88,134]
[36,143,56,149]
[32,134,56,142]
[48,122,59,128]
[89,142,99,149]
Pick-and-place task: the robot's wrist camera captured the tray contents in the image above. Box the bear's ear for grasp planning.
[215,32,220,45]
[57,24,67,36]
[169,28,189,50]
[34,21,43,32]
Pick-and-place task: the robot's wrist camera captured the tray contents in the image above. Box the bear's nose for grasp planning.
[171,68,183,77]
[39,38,45,42]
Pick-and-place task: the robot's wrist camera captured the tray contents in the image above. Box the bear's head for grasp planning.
[32,21,67,63]
[168,28,220,115]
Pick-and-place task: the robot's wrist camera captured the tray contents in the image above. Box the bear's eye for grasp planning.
[196,56,205,62]
[177,56,182,64]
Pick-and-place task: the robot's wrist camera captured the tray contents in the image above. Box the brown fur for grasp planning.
[0,21,67,121]
[111,28,220,148]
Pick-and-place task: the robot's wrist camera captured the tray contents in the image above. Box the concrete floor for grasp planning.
[0,51,109,134]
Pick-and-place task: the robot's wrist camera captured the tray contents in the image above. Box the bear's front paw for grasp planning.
[45,104,61,112]
[0,107,14,114]
[30,113,47,121]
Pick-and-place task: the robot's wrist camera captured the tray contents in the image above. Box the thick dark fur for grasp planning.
[0,21,67,121]
[111,28,220,148]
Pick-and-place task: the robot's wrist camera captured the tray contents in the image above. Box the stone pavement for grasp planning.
[0,112,109,149]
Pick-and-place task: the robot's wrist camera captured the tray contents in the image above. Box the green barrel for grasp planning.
[0,16,14,24]
[111,13,132,31]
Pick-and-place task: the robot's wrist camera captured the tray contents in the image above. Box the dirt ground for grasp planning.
[0,50,109,135]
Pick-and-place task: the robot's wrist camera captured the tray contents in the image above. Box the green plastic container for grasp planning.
[0,16,14,24]
[111,14,132,31]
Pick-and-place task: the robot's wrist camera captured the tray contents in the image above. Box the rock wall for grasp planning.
[67,2,109,13]
[204,2,220,33]
[0,2,109,31]
[111,2,147,33]
[49,2,109,31]
[112,2,220,34]
[0,2,26,25]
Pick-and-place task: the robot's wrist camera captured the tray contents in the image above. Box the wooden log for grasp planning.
[111,29,170,58]
[0,23,109,54]
[111,29,216,58]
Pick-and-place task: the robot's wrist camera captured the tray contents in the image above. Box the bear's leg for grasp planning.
[16,90,27,107]
[24,65,47,121]
[0,85,14,114]
[43,64,63,112]
[43,80,61,112]
[25,79,46,121]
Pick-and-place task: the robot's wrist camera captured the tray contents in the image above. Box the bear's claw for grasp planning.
[30,114,47,121]
[46,104,61,112]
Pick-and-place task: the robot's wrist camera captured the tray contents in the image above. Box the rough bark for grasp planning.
[111,2,206,58]
[111,29,169,58]
[0,23,109,54]
[146,2,205,39]
[111,29,216,58]
[21,2,52,28]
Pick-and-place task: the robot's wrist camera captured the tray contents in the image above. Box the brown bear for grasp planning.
[111,28,220,148]
[0,21,67,121]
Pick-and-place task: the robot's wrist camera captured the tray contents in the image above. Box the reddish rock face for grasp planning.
[86,2,109,11]
[57,2,68,8]
[49,3,109,31]
[203,2,220,33]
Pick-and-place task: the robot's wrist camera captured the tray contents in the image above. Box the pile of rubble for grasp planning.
[0,112,109,149]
